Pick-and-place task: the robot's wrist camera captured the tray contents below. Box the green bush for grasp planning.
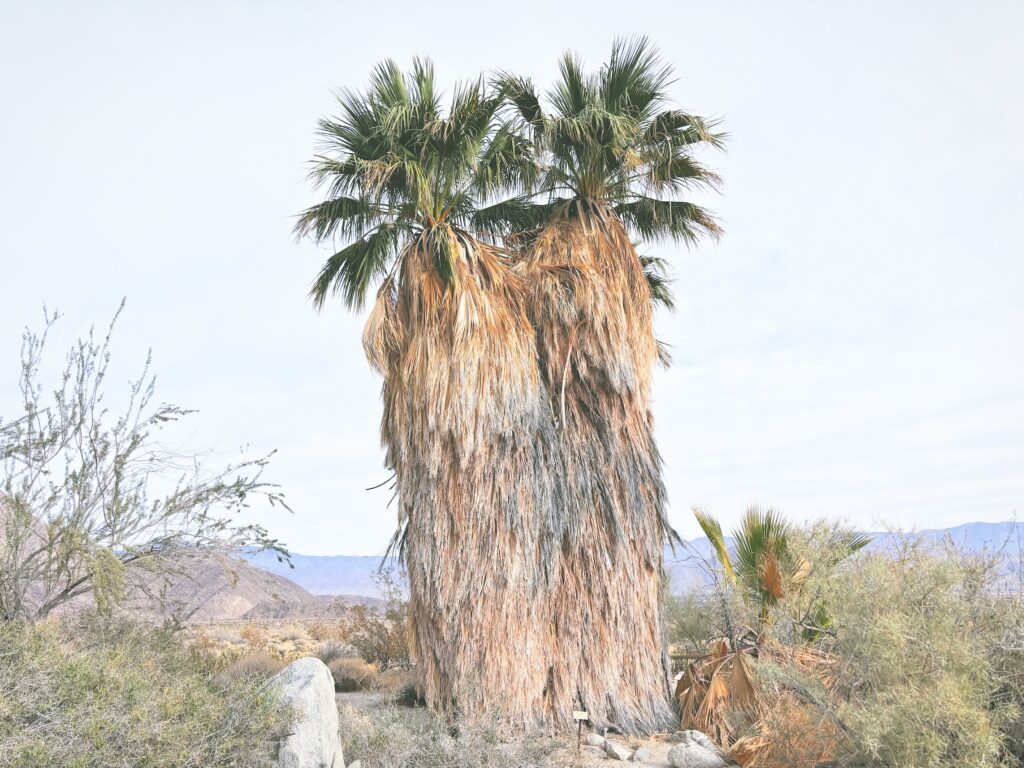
[0,615,289,768]
[818,539,1024,767]
[345,571,411,672]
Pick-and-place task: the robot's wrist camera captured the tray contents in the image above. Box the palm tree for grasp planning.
[497,39,725,733]
[295,60,557,725]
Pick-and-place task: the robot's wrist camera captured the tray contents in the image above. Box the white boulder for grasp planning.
[274,657,345,768]
[667,731,731,768]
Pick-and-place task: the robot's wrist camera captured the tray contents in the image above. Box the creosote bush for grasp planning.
[345,571,411,672]
[816,536,1024,767]
[330,657,381,692]
[0,615,289,768]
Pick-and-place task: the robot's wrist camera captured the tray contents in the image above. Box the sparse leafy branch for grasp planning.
[0,302,291,622]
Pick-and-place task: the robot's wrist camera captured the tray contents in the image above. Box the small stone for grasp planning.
[584,734,607,748]
[604,739,633,761]
[348,762,361,768]
[631,747,653,762]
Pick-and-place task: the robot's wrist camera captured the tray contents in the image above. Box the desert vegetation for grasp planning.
[665,511,1024,767]
[0,615,288,767]
[0,307,298,765]
[3,26,1020,768]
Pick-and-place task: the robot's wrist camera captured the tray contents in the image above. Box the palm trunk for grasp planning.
[364,231,558,727]
[525,203,676,734]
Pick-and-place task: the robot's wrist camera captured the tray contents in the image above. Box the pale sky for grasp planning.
[1,1,1022,555]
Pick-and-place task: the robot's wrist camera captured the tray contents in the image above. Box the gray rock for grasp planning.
[677,730,729,759]
[584,734,607,748]
[274,657,345,768]
[347,762,361,768]
[667,741,728,768]
[582,745,607,758]
[604,739,633,761]
[631,747,653,762]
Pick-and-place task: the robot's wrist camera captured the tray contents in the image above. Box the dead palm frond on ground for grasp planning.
[295,60,559,726]
[498,38,725,733]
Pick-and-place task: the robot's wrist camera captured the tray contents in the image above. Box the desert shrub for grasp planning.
[346,572,411,671]
[239,623,269,648]
[0,305,289,623]
[674,518,1024,768]
[315,639,349,665]
[215,652,285,684]
[0,615,289,767]
[818,539,1023,767]
[664,589,717,655]
[309,620,348,643]
[330,657,380,692]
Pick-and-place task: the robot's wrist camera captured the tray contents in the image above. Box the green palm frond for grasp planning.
[615,198,721,246]
[733,506,792,606]
[294,196,385,242]
[297,59,536,310]
[639,254,675,311]
[469,196,546,240]
[601,36,672,120]
[693,506,735,584]
[308,224,404,309]
[493,72,545,136]
[825,529,872,566]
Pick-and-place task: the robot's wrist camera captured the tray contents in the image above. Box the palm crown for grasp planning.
[295,59,534,309]
[502,37,725,248]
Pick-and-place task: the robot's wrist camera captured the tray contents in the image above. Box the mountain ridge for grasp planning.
[243,520,1021,598]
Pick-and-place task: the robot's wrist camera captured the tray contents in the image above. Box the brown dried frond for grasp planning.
[679,637,845,767]
[373,228,559,729]
[761,553,785,601]
[523,203,675,733]
[729,650,758,712]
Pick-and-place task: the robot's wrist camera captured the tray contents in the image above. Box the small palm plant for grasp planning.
[295,61,556,725]
[694,506,870,631]
[682,507,870,761]
[695,506,802,631]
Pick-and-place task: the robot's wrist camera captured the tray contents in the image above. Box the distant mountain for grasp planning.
[246,521,1021,598]
[241,549,392,598]
[103,552,381,623]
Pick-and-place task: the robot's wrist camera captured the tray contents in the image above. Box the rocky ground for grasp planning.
[334,687,734,768]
